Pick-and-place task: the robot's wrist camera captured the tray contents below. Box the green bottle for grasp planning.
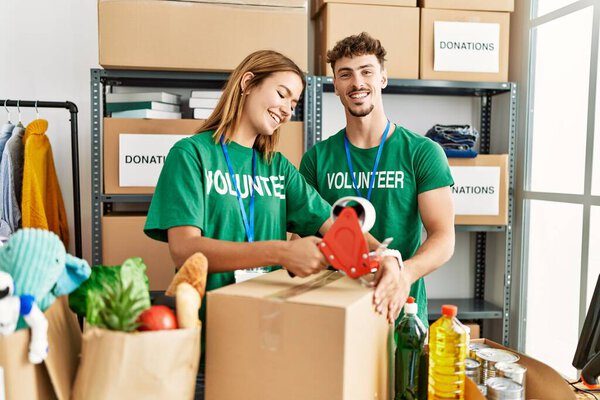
[395,296,427,400]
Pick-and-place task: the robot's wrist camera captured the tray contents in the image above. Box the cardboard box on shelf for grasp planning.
[449,154,508,226]
[103,118,204,195]
[420,8,510,82]
[102,214,175,291]
[0,297,81,400]
[315,4,419,79]
[98,0,307,72]
[311,0,416,18]
[419,0,514,12]
[471,339,576,399]
[205,270,390,400]
[276,122,304,168]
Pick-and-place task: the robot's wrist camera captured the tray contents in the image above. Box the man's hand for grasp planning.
[282,236,329,278]
[373,256,411,324]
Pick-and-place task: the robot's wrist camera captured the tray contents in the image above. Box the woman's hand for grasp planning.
[281,236,328,278]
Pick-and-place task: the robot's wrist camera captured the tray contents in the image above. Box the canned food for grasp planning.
[476,348,519,383]
[496,362,526,399]
[477,383,487,396]
[486,377,523,400]
[465,358,481,384]
[468,342,490,360]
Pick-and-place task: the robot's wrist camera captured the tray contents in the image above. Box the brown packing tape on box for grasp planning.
[72,326,201,400]
[0,296,81,400]
[471,338,576,400]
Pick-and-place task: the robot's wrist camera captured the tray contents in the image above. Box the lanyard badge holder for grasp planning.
[220,136,269,283]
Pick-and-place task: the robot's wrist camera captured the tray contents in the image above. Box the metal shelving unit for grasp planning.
[306,76,517,345]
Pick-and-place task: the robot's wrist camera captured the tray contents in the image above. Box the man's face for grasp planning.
[333,54,387,118]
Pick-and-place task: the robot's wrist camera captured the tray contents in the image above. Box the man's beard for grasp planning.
[348,103,374,117]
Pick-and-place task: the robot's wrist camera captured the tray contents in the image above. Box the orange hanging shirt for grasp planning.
[21,119,69,247]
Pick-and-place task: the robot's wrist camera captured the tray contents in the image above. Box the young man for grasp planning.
[299,32,455,325]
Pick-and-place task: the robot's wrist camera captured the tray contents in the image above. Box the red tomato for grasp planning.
[138,305,178,331]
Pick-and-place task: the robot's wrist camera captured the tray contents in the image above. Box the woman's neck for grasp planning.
[229,120,258,148]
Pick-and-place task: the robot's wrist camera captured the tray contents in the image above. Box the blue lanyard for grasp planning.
[220,135,256,243]
[344,120,391,201]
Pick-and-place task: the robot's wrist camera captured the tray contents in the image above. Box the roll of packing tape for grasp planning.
[331,196,376,232]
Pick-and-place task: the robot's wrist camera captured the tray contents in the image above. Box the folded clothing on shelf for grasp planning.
[426,124,479,158]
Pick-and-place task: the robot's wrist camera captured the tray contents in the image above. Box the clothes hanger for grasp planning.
[4,100,11,125]
[16,100,24,128]
[35,100,40,120]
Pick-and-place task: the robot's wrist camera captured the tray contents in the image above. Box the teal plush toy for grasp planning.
[0,228,91,323]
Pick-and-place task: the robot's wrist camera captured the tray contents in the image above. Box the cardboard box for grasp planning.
[103,118,204,194]
[186,0,306,6]
[464,322,480,339]
[98,0,308,72]
[419,0,514,12]
[315,4,420,79]
[205,270,390,400]
[471,339,577,399]
[449,154,508,226]
[0,297,81,400]
[276,121,304,168]
[311,0,416,18]
[420,8,510,82]
[102,214,175,291]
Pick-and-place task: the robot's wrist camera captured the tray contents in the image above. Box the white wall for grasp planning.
[0,0,99,261]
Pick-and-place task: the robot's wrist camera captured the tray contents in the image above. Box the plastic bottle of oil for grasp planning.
[428,304,468,399]
[395,296,427,400]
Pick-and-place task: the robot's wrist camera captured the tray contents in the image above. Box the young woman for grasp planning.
[144,50,332,399]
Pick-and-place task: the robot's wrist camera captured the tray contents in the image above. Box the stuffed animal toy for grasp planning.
[0,228,90,328]
[0,270,48,363]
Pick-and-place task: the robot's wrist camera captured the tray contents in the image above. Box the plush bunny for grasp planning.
[0,270,48,363]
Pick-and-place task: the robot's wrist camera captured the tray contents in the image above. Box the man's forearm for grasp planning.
[402,230,455,284]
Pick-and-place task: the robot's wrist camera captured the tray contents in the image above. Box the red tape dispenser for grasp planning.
[319,197,392,283]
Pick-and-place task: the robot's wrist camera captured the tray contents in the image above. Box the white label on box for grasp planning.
[119,134,190,187]
[450,166,500,216]
[434,21,500,73]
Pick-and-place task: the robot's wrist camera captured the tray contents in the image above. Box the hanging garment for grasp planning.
[21,119,69,247]
[0,122,14,163]
[0,125,25,236]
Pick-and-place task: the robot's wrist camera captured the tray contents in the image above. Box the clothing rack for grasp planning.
[0,99,82,258]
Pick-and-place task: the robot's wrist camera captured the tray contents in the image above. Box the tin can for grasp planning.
[465,358,482,384]
[468,342,490,360]
[476,348,519,383]
[486,377,523,400]
[477,383,487,397]
[496,362,526,399]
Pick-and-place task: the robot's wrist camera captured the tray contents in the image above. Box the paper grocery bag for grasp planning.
[72,326,201,400]
[0,296,81,400]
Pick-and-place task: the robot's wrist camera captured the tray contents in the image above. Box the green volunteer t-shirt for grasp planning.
[145,130,331,362]
[299,124,454,326]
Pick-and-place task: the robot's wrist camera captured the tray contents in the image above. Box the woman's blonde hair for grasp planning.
[200,50,305,161]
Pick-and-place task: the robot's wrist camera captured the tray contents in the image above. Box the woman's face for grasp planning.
[242,71,303,136]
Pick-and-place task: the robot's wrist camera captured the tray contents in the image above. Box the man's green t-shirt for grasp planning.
[144,131,331,359]
[299,125,454,325]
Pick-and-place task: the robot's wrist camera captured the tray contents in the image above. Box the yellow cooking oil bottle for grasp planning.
[428,304,468,399]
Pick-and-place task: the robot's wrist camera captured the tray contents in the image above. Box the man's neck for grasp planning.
[345,112,392,149]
